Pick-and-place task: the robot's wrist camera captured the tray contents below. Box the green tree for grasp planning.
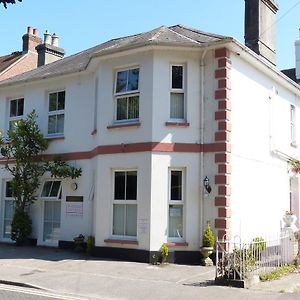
[0,110,81,244]
[0,0,22,8]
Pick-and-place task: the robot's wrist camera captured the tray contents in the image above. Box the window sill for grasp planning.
[165,241,188,247]
[107,122,141,130]
[165,121,190,127]
[46,135,65,141]
[291,142,298,148]
[104,238,138,245]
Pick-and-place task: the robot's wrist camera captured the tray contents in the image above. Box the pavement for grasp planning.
[1,243,300,299]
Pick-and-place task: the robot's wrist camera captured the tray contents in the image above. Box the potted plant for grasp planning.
[283,211,297,228]
[161,244,169,264]
[201,223,215,266]
[73,234,85,252]
[288,159,300,176]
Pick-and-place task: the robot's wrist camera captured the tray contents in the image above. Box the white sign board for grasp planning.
[66,203,83,216]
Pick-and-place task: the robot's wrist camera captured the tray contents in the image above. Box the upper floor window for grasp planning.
[291,105,296,145]
[9,98,24,131]
[48,91,65,135]
[170,65,185,121]
[114,68,139,122]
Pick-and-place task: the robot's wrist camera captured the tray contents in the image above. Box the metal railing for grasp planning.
[215,233,298,281]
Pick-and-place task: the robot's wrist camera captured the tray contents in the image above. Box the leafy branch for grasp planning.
[0,0,22,8]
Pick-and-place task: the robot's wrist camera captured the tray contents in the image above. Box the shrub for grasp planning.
[161,244,169,263]
[259,265,296,281]
[203,223,215,247]
[86,235,95,255]
[11,209,32,245]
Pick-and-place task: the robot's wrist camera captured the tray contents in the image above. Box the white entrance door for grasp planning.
[43,200,61,243]
[40,180,62,246]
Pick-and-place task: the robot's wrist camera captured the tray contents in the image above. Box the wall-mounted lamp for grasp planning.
[71,182,78,191]
[203,176,212,194]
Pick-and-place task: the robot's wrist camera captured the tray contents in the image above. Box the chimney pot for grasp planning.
[36,30,65,67]
[23,26,42,53]
[27,26,33,35]
[33,28,39,36]
[295,31,300,80]
[44,30,51,44]
[51,33,59,47]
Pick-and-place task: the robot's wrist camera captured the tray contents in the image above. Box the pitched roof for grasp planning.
[0,51,23,74]
[0,25,232,88]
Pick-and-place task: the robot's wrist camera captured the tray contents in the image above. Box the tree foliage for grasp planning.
[1,110,48,211]
[0,110,82,243]
[45,157,82,179]
[0,0,22,8]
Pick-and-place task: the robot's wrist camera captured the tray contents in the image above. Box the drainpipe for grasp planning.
[199,49,207,246]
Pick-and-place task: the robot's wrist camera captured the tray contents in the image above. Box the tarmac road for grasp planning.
[1,244,300,299]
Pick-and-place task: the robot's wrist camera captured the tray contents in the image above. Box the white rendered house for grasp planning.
[0,2,300,264]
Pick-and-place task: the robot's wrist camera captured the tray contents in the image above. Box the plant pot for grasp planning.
[73,235,85,252]
[200,246,214,266]
[283,214,297,228]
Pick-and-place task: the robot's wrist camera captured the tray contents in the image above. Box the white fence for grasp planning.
[215,233,298,281]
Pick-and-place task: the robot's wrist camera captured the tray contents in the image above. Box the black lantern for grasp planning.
[203,176,212,194]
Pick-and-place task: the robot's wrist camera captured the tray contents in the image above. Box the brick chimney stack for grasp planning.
[244,0,279,65]
[22,26,42,53]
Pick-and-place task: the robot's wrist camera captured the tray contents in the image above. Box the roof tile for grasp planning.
[0,25,231,87]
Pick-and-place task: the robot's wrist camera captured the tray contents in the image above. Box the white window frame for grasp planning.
[169,64,185,122]
[47,90,65,137]
[40,180,62,200]
[114,67,140,123]
[112,169,138,239]
[8,97,24,132]
[168,168,185,241]
[291,104,296,145]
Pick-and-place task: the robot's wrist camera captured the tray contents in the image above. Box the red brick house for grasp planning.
[0,26,42,81]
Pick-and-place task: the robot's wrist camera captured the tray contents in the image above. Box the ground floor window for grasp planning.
[168,169,184,239]
[113,170,137,237]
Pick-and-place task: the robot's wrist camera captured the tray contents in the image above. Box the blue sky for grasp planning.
[1,0,300,70]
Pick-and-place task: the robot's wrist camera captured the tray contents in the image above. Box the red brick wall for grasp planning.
[0,53,38,81]
[214,47,232,241]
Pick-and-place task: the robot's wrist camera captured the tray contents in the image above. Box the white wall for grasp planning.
[150,153,201,251]
[230,54,300,240]
[94,152,152,249]
[152,50,202,143]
